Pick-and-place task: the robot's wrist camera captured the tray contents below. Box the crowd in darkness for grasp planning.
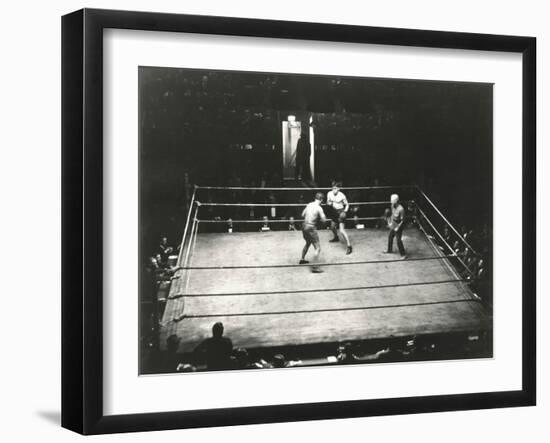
[151,320,491,374]
[443,223,492,307]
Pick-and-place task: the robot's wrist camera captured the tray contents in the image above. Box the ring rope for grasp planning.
[197,216,385,223]
[197,201,397,207]
[416,208,473,277]
[182,214,199,274]
[169,298,481,321]
[415,215,480,311]
[176,188,197,266]
[168,278,465,300]
[182,216,200,296]
[176,254,457,271]
[196,185,416,191]
[416,209,455,255]
[416,186,480,257]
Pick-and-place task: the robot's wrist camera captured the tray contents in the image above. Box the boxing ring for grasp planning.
[160,185,490,354]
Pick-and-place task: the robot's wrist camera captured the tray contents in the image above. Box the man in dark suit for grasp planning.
[295,130,311,181]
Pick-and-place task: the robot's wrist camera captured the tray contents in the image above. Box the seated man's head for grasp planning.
[212,322,224,338]
[331,182,341,195]
[272,354,286,368]
[390,194,399,206]
[338,342,354,359]
[234,348,249,368]
[166,334,180,353]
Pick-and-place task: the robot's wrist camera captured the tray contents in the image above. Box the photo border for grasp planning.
[61,8,536,434]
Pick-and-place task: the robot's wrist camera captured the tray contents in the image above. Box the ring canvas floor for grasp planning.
[160,227,490,353]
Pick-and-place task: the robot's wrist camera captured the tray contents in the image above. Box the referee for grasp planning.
[386,193,407,259]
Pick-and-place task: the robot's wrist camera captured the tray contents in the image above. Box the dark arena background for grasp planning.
[139,67,493,374]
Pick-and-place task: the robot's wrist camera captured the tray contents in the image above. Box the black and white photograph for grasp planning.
[0,0,545,439]
[139,67,493,375]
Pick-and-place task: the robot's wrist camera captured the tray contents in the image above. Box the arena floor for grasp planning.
[161,227,490,353]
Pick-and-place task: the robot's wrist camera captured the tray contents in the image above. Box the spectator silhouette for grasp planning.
[233,348,264,370]
[194,322,233,371]
[295,131,311,181]
[157,334,182,373]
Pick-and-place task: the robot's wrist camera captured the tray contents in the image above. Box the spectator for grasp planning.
[233,348,265,370]
[158,334,181,373]
[155,253,166,268]
[336,343,356,364]
[288,216,297,231]
[176,363,197,372]
[296,193,306,219]
[194,322,233,370]
[443,226,452,244]
[266,191,278,219]
[406,200,417,227]
[466,255,477,274]
[337,342,391,364]
[376,343,405,362]
[271,354,287,368]
[377,208,391,229]
[460,225,471,242]
[476,259,486,280]
[229,191,242,219]
[158,236,174,262]
[148,256,161,273]
[260,216,271,232]
[452,240,462,256]
[349,204,360,225]
[204,196,216,220]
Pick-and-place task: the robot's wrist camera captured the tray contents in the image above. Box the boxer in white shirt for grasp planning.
[326,182,352,255]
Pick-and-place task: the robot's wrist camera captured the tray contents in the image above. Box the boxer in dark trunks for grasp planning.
[299,192,327,273]
[326,182,352,254]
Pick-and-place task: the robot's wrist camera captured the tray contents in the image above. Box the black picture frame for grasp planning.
[61,8,536,435]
